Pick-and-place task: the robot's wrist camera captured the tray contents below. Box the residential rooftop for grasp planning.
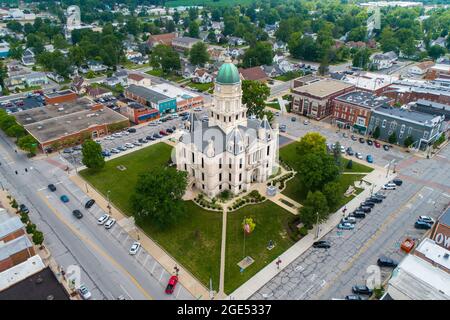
[0,214,23,239]
[335,91,392,109]
[292,79,354,98]
[373,105,443,126]
[0,235,33,261]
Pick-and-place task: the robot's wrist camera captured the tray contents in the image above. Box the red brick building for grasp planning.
[291,79,354,120]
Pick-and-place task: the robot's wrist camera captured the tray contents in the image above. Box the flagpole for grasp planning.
[243,217,246,259]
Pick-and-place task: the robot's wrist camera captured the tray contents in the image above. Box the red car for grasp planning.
[165,275,178,294]
[374,141,381,148]
[159,130,168,136]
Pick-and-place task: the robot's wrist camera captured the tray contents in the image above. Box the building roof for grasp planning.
[147,32,177,46]
[430,64,450,73]
[389,254,450,300]
[173,36,201,46]
[238,66,268,82]
[126,84,172,104]
[438,205,450,227]
[415,99,450,112]
[293,79,354,98]
[128,73,145,82]
[335,91,392,109]
[0,265,69,300]
[373,105,443,127]
[216,61,240,84]
[17,103,128,143]
[413,61,435,71]
[0,215,23,239]
[416,238,450,270]
[151,83,199,102]
[341,72,399,91]
[0,235,33,260]
[86,86,111,97]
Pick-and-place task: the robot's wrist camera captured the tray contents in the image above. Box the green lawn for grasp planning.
[80,143,173,215]
[187,81,214,92]
[146,69,164,77]
[265,102,280,110]
[279,141,368,206]
[273,71,303,82]
[225,201,295,294]
[166,0,255,7]
[80,143,222,290]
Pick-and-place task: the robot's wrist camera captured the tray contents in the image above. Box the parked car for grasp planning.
[153,133,162,139]
[291,117,296,122]
[104,218,116,229]
[342,216,357,224]
[352,285,372,295]
[146,135,155,141]
[159,130,168,136]
[166,128,174,134]
[63,148,73,154]
[355,152,363,159]
[418,216,435,224]
[383,144,390,151]
[138,138,146,144]
[345,295,362,300]
[359,206,372,213]
[338,222,355,230]
[133,141,142,146]
[366,139,373,146]
[125,143,135,149]
[382,183,396,190]
[374,192,386,199]
[303,120,309,125]
[101,150,111,157]
[78,284,92,300]
[19,204,29,214]
[110,148,120,154]
[367,197,382,203]
[48,184,57,192]
[97,214,110,225]
[118,146,127,151]
[392,178,403,186]
[377,257,398,268]
[127,128,136,133]
[346,147,354,156]
[129,242,141,255]
[72,210,83,219]
[351,211,366,218]
[351,135,357,141]
[343,132,348,138]
[361,201,375,208]
[359,138,365,144]
[280,125,287,133]
[366,155,373,163]
[415,220,432,230]
[313,240,331,249]
[165,275,178,294]
[85,199,95,209]
[374,141,381,148]
[73,145,82,151]
[60,195,69,203]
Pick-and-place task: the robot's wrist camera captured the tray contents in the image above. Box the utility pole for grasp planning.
[107,190,111,214]
[315,211,320,239]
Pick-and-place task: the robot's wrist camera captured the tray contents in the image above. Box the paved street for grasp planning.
[0,131,194,300]
[251,144,450,300]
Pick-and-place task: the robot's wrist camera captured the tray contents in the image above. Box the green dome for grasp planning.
[216,62,240,84]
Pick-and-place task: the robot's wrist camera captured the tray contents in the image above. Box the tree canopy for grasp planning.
[82,139,105,170]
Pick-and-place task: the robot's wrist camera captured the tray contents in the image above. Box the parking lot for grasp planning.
[61,109,208,166]
[276,113,411,168]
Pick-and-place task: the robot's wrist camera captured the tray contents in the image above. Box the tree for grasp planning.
[346,160,353,170]
[151,45,181,74]
[333,141,342,169]
[372,126,380,139]
[81,139,105,170]
[242,217,256,234]
[347,26,367,42]
[296,132,327,155]
[288,34,320,61]
[299,191,329,228]
[32,230,44,246]
[428,45,446,60]
[322,181,343,210]
[242,80,270,118]
[380,27,399,53]
[388,132,397,144]
[188,21,199,38]
[352,48,371,70]
[189,42,209,66]
[131,168,188,229]
[404,135,414,147]
[242,41,273,67]
[6,21,23,33]
[297,152,340,192]
[207,31,217,43]
[26,223,36,234]
[17,135,38,155]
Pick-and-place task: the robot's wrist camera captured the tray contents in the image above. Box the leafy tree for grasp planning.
[150,45,181,74]
[388,132,397,144]
[380,27,399,53]
[352,48,371,70]
[131,168,188,229]
[322,181,343,210]
[81,139,105,170]
[404,135,414,147]
[17,135,38,155]
[333,141,342,168]
[242,217,256,234]
[188,21,200,38]
[347,26,367,42]
[428,45,446,60]
[6,21,23,33]
[242,41,273,67]
[242,80,270,118]
[173,10,181,24]
[32,230,44,246]
[346,160,353,170]
[53,34,68,49]
[297,152,340,191]
[207,31,217,43]
[296,132,327,155]
[372,126,380,139]
[299,191,329,228]
[26,223,36,234]
[288,34,320,61]
[189,42,209,66]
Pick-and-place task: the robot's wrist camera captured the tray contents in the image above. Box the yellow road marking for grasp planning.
[38,191,153,300]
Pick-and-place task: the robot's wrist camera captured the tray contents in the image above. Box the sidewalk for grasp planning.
[69,174,210,300]
[228,167,396,300]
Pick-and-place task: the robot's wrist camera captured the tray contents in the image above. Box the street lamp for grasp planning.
[107,190,111,214]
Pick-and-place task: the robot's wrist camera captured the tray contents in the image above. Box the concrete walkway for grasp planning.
[217,206,228,298]
[70,174,210,300]
[227,166,396,300]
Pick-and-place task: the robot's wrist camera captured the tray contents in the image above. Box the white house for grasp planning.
[370,51,398,70]
[192,68,213,84]
[175,58,279,198]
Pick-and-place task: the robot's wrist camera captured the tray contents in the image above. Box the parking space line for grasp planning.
[158,269,165,281]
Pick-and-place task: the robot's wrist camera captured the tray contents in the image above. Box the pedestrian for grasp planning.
[24,168,28,172]
[14,170,18,175]
[14,150,17,153]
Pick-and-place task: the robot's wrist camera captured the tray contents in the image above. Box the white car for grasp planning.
[97,214,110,225]
[125,143,135,149]
[303,120,309,125]
[340,145,345,153]
[105,136,115,140]
[78,284,92,300]
[104,218,116,229]
[193,107,202,112]
[382,183,396,190]
[171,113,179,118]
[123,131,130,136]
[133,141,142,146]
[129,242,141,255]
[355,152,363,159]
[418,216,435,224]
[148,122,158,126]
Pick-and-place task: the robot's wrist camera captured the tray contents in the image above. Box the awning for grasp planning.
[353,124,367,132]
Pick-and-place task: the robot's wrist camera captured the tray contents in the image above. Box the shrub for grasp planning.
[373,287,384,299]
[299,226,308,237]
[26,223,36,234]
[20,212,29,224]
